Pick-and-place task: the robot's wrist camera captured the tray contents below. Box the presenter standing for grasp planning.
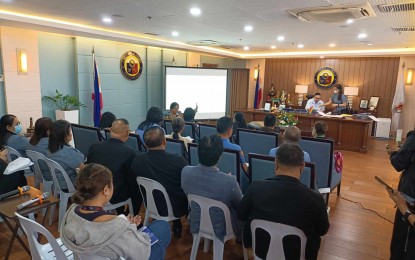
[167,102,182,119]
[324,84,347,114]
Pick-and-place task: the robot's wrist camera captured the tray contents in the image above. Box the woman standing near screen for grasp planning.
[324,84,347,114]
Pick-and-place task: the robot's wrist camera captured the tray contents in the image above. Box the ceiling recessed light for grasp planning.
[171,31,179,37]
[277,36,285,42]
[298,44,304,48]
[366,43,373,46]
[271,45,277,49]
[358,33,367,39]
[244,25,253,32]
[190,7,201,16]
[102,17,112,24]
[243,46,250,51]
[320,56,325,59]
[329,43,336,47]
[346,19,354,24]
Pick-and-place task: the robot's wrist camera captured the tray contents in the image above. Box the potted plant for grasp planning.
[43,90,85,124]
[275,111,299,130]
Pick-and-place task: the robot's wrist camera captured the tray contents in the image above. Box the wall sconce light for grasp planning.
[295,85,308,106]
[17,49,28,75]
[253,67,259,81]
[344,86,359,109]
[406,68,414,85]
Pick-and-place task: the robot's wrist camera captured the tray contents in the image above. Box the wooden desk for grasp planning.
[236,109,372,154]
[0,187,59,260]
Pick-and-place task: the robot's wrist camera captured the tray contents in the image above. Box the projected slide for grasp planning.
[165,67,227,119]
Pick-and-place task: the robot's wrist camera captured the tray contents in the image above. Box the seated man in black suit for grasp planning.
[86,119,141,215]
[238,143,329,260]
[260,114,280,133]
[131,126,189,238]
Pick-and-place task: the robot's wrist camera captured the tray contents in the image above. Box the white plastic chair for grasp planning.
[136,177,178,225]
[45,158,77,229]
[75,252,126,260]
[4,145,22,161]
[26,150,56,226]
[104,198,134,215]
[187,194,236,260]
[15,213,74,260]
[243,220,307,260]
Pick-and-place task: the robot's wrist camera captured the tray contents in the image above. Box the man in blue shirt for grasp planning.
[305,93,325,112]
[216,116,248,174]
[269,126,311,162]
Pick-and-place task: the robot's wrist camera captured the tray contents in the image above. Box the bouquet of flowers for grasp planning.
[276,111,299,126]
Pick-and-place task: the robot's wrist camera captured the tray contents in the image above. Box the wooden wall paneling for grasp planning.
[263,57,399,118]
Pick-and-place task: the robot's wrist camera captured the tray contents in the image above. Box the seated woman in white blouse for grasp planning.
[165,117,193,151]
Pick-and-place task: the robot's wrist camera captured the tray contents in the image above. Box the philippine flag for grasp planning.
[92,50,103,128]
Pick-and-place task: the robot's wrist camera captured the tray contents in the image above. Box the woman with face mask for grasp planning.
[0,114,29,157]
[324,84,348,114]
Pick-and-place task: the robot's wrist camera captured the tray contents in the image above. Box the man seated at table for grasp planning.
[131,126,189,238]
[182,134,243,241]
[238,143,329,260]
[87,119,141,215]
[269,126,310,162]
[305,93,325,112]
[216,116,248,174]
[260,114,280,134]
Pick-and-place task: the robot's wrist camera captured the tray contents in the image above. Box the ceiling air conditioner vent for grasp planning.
[392,27,415,32]
[379,3,415,12]
[288,2,376,23]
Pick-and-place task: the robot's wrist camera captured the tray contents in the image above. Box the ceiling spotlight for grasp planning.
[244,25,253,32]
[171,31,179,37]
[346,19,354,24]
[190,7,201,16]
[277,36,285,42]
[358,33,367,39]
[102,17,113,24]
[243,46,250,51]
[329,43,336,47]
[298,44,304,48]
[366,43,373,46]
[271,45,277,49]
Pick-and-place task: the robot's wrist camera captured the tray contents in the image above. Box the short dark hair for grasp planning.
[114,118,129,126]
[100,112,116,129]
[314,121,328,136]
[170,102,179,110]
[29,117,53,146]
[284,126,301,143]
[198,135,224,167]
[0,114,16,147]
[143,126,165,148]
[314,92,321,96]
[216,116,233,134]
[276,143,304,167]
[264,114,277,127]
[183,107,196,121]
[49,120,71,153]
[138,107,164,130]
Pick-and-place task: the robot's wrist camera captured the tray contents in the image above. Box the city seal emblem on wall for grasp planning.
[314,67,338,89]
[120,51,143,80]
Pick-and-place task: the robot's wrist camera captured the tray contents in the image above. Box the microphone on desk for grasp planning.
[0,186,30,201]
[16,192,50,210]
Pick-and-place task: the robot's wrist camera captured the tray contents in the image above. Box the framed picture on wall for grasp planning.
[360,99,369,109]
[369,96,379,111]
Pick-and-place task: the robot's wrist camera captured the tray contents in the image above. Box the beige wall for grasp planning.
[1,27,42,132]
[400,56,415,136]
[246,59,265,108]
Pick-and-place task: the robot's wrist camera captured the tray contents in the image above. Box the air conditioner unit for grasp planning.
[288,2,376,23]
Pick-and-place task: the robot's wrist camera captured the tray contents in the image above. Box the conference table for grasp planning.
[235,109,373,154]
[0,187,59,260]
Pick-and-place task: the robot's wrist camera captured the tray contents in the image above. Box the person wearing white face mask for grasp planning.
[0,114,29,157]
[324,84,348,114]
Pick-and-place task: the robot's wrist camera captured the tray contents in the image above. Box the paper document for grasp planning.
[4,157,33,175]
[368,115,379,122]
[317,112,343,118]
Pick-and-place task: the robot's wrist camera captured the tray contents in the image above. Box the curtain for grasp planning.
[229,69,249,116]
